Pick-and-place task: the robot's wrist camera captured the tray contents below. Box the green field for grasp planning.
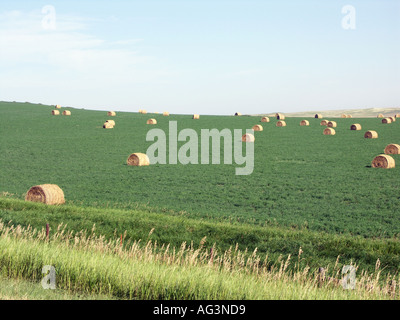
[0,101,399,299]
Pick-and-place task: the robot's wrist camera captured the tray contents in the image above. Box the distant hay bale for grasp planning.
[252,125,263,131]
[139,110,147,114]
[364,130,378,139]
[108,111,116,116]
[346,115,353,118]
[372,155,395,169]
[382,118,392,124]
[235,112,242,116]
[389,116,396,122]
[276,113,285,120]
[103,122,114,129]
[276,121,286,127]
[127,153,150,166]
[350,124,362,131]
[193,114,200,119]
[147,118,157,125]
[52,110,60,116]
[315,114,323,119]
[55,105,61,109]
[25,184,65,205]
[395,114,400,118]
[377,114,384,118]
[320,120,329,126]
[106,120,115,126]
[341,114,347,118]
[163,111,169,116]
[327,121,337,128]
[384,144,400,155]
[323,128,336,135]
[62,110,71,116]
[242,133,255,142]
[261,117,270,122]
[300,120,309,126]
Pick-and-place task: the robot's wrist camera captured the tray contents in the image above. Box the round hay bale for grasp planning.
[252,125,263,131]
[163,111,169,116]
[25,184,65,205]
[242,133,255,142]
[52,110,60,116]
[346,115,353,118]
[350,124,362,131]
[193,114,200,119]
[377,114,384,118]
[276,121,286,127]
[323,128,336,135]
[261,117,270,122]
[107,111,116,116]
[276,113,285,120]
[147,118,157,125]
[384,144,400,155]
[389,116,396,122]
[364,130,378,139]
[106,120,115,126]
[139,109,147,114]
[382,118,392,124]
[235,112,242,116]
[127,153,150,166]
[315,114,323,119]
[328,121,337,128]
[55,104,61,109]
[103,122,114,129]
[372,155,395,169]
[300,120,309,126]
[395,114,400,118]
[62,110,71,116]
[341,114,347,118]
[320,120,329,126]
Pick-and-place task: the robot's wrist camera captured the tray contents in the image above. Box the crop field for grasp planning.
[0,101,399,300]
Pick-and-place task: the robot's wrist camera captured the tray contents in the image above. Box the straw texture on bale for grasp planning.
[372,155,395,169]
[193,114,200,119]
[163,112,169,116]
[350,124,362,131]
[384,144,400,155]
[261,117,270,122]
[127,153,150,166]
[52,110,60,115]
[252,125,263,131]
[300,120,309,126]
[276,113,285,120]
[323,128,336,135]
[320,120,329,126]
[315,114,323,119]
[25,184,65,205]
[55,105,61,109]
[242,133,255,142]
[107,111,116,116]
[382,118,392,124]
[62,110,71,116]
[106,120,115,126]
[235,112,242,116]
[147,118,157,125]
[103,122,114,129]
[327,121,337,128]
[364,131,378,139]
[276,121,286,127]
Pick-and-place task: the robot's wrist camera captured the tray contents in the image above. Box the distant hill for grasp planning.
[254,107,400,118]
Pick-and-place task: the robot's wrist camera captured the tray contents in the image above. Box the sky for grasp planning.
[0,0,399,115]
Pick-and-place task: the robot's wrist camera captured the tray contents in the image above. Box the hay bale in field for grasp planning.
[193,114,200,119]
[108,111,116,116]
[315,114,323,119]
[395,114,400,118]
[276,121,286,127]
[147,118,157,125]
[62,110,71,116]
[323,128,336,135]
[320,120,329,126]
[346,115,353,118]
[25,184,65,205]
[235,112,242,116]
[372,155,395,169]
[350,124,362,131]
[52,110,60,116]
[384,144,400,155]
[103,122,114,129]
[139,109,147,114]
[163,111,169,116]
[55,105,61,109]
[127,153,150,166]
[261,117,270,122]
[242,133,255,142]
[364,130,378,139]
[389,116,396,122]
[382,118,392,124]
[328,121,337,128]
[106,120,115,126]
[377,114,384,118]
[276,113,285,120]
[252,125,263,131]
[300,120,309,126]
[341,114,347,118]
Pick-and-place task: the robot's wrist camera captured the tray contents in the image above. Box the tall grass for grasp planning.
[0,220,398,300]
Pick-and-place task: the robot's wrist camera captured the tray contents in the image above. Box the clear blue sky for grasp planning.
[1,0,399,114]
